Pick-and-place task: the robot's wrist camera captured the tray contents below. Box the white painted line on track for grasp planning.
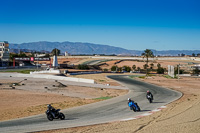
[121,118,137,121]
[142,112,153,116]
[151,109,161,112]
[120,106,167,121]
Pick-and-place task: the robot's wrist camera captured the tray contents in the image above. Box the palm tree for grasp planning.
[51,48,60,56]
[142,49,154,75]
[150,63,154,70]
[132,65,136,71]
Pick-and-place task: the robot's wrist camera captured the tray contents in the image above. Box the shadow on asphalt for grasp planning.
[151,102,165,103]
[139,110,151,112]
[64,118,78,121]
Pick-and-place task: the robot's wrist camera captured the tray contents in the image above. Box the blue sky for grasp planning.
[0,0,200,50]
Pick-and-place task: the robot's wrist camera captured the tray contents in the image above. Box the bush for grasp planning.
[157,67,165,74]
[103,68,108,72]
[174,67,184,75]
[78,64,89,70]
[192,67,200,75]
[123,66,131,72]
[111,66,117,71]
[139,76,146,79]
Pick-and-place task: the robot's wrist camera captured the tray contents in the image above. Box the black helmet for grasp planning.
[128,98,132,102]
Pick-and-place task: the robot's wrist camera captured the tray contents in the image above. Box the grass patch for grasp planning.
[163,75,175,79]
[129,75,140,79]
[147,74,156,76]
[138,76,146,79]
[94,96,112,100]
[0,70,33,74]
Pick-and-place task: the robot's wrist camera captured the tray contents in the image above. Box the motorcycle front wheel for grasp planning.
[137,106,141,111]
[59,113,65,120]
[132,107,136,112]
[47,114,53,121]
[149,98,152,103]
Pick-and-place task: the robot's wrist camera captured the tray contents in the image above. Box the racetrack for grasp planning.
[0,75,182,133]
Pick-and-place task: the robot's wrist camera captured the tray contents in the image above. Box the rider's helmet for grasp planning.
[47,104,51,108]
[147,90,150,93]
[128,98,131,102]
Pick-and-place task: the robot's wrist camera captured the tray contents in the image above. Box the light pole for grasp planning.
[36,54,38,70]
[178,64,180,81]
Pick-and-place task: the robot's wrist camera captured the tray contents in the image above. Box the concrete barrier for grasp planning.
[0,73,95,84]
[30,69,61,74]
[179,74,191,76]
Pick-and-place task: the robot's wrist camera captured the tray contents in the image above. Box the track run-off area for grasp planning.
[0,75,182,133]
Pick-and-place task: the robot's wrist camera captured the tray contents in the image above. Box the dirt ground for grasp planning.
[69,73,132,86]
[1,57,200,133]
[53,57,197,70]
[0,78,128,121]
[37,75,200,133]
[38,57,197,72]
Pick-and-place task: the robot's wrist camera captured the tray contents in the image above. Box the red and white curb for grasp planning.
[121,106,166,121]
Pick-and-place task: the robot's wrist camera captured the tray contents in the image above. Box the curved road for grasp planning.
[0,75,181,133]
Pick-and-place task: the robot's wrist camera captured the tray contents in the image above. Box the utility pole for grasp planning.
[178,64,180,81]
[36,54,38,70]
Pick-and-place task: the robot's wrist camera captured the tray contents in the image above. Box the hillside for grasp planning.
[9,41,200,56]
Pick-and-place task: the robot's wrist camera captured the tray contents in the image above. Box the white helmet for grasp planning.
[128,98,131,101]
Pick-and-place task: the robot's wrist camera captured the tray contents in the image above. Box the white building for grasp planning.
[65,51,70,56]
[0,41,10,62]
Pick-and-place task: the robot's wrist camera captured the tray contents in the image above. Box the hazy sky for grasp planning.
[0,0,200,50]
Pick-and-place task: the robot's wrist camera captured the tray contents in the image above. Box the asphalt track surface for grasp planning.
[0,75,182,133]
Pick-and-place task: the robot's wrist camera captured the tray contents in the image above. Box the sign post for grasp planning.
[13,58,15,67]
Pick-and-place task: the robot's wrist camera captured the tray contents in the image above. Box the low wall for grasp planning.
[179,74,191,76]
[29,74,95,83]
[30,69,61,74]
[67,71,102,75]
[0,73,95,84]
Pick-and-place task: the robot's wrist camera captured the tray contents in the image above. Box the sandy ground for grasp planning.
[55,57,195,69]
[69,73,132,86]
[37,75,200,133]
[0,78,128,121]
[1,55,200,133]
[38,57,197,72]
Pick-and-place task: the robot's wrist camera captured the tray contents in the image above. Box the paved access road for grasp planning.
[0,75,182,133]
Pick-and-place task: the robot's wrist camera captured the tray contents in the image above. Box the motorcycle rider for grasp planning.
[47,104,58,118]
[128,98,138,110]
[146,90,153,100]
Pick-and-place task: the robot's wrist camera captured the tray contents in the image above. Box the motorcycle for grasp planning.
[45,109,65,121]
[147,95,153,103]
[129,101,141,112]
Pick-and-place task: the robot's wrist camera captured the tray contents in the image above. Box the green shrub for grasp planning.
[94,97,112,100]
[157,67,165,74]
[139,76,146,79]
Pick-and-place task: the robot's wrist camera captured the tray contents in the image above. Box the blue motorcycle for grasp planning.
[128,101,141,112]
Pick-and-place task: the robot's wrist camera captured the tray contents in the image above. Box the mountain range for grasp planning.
[9,41,200,56]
